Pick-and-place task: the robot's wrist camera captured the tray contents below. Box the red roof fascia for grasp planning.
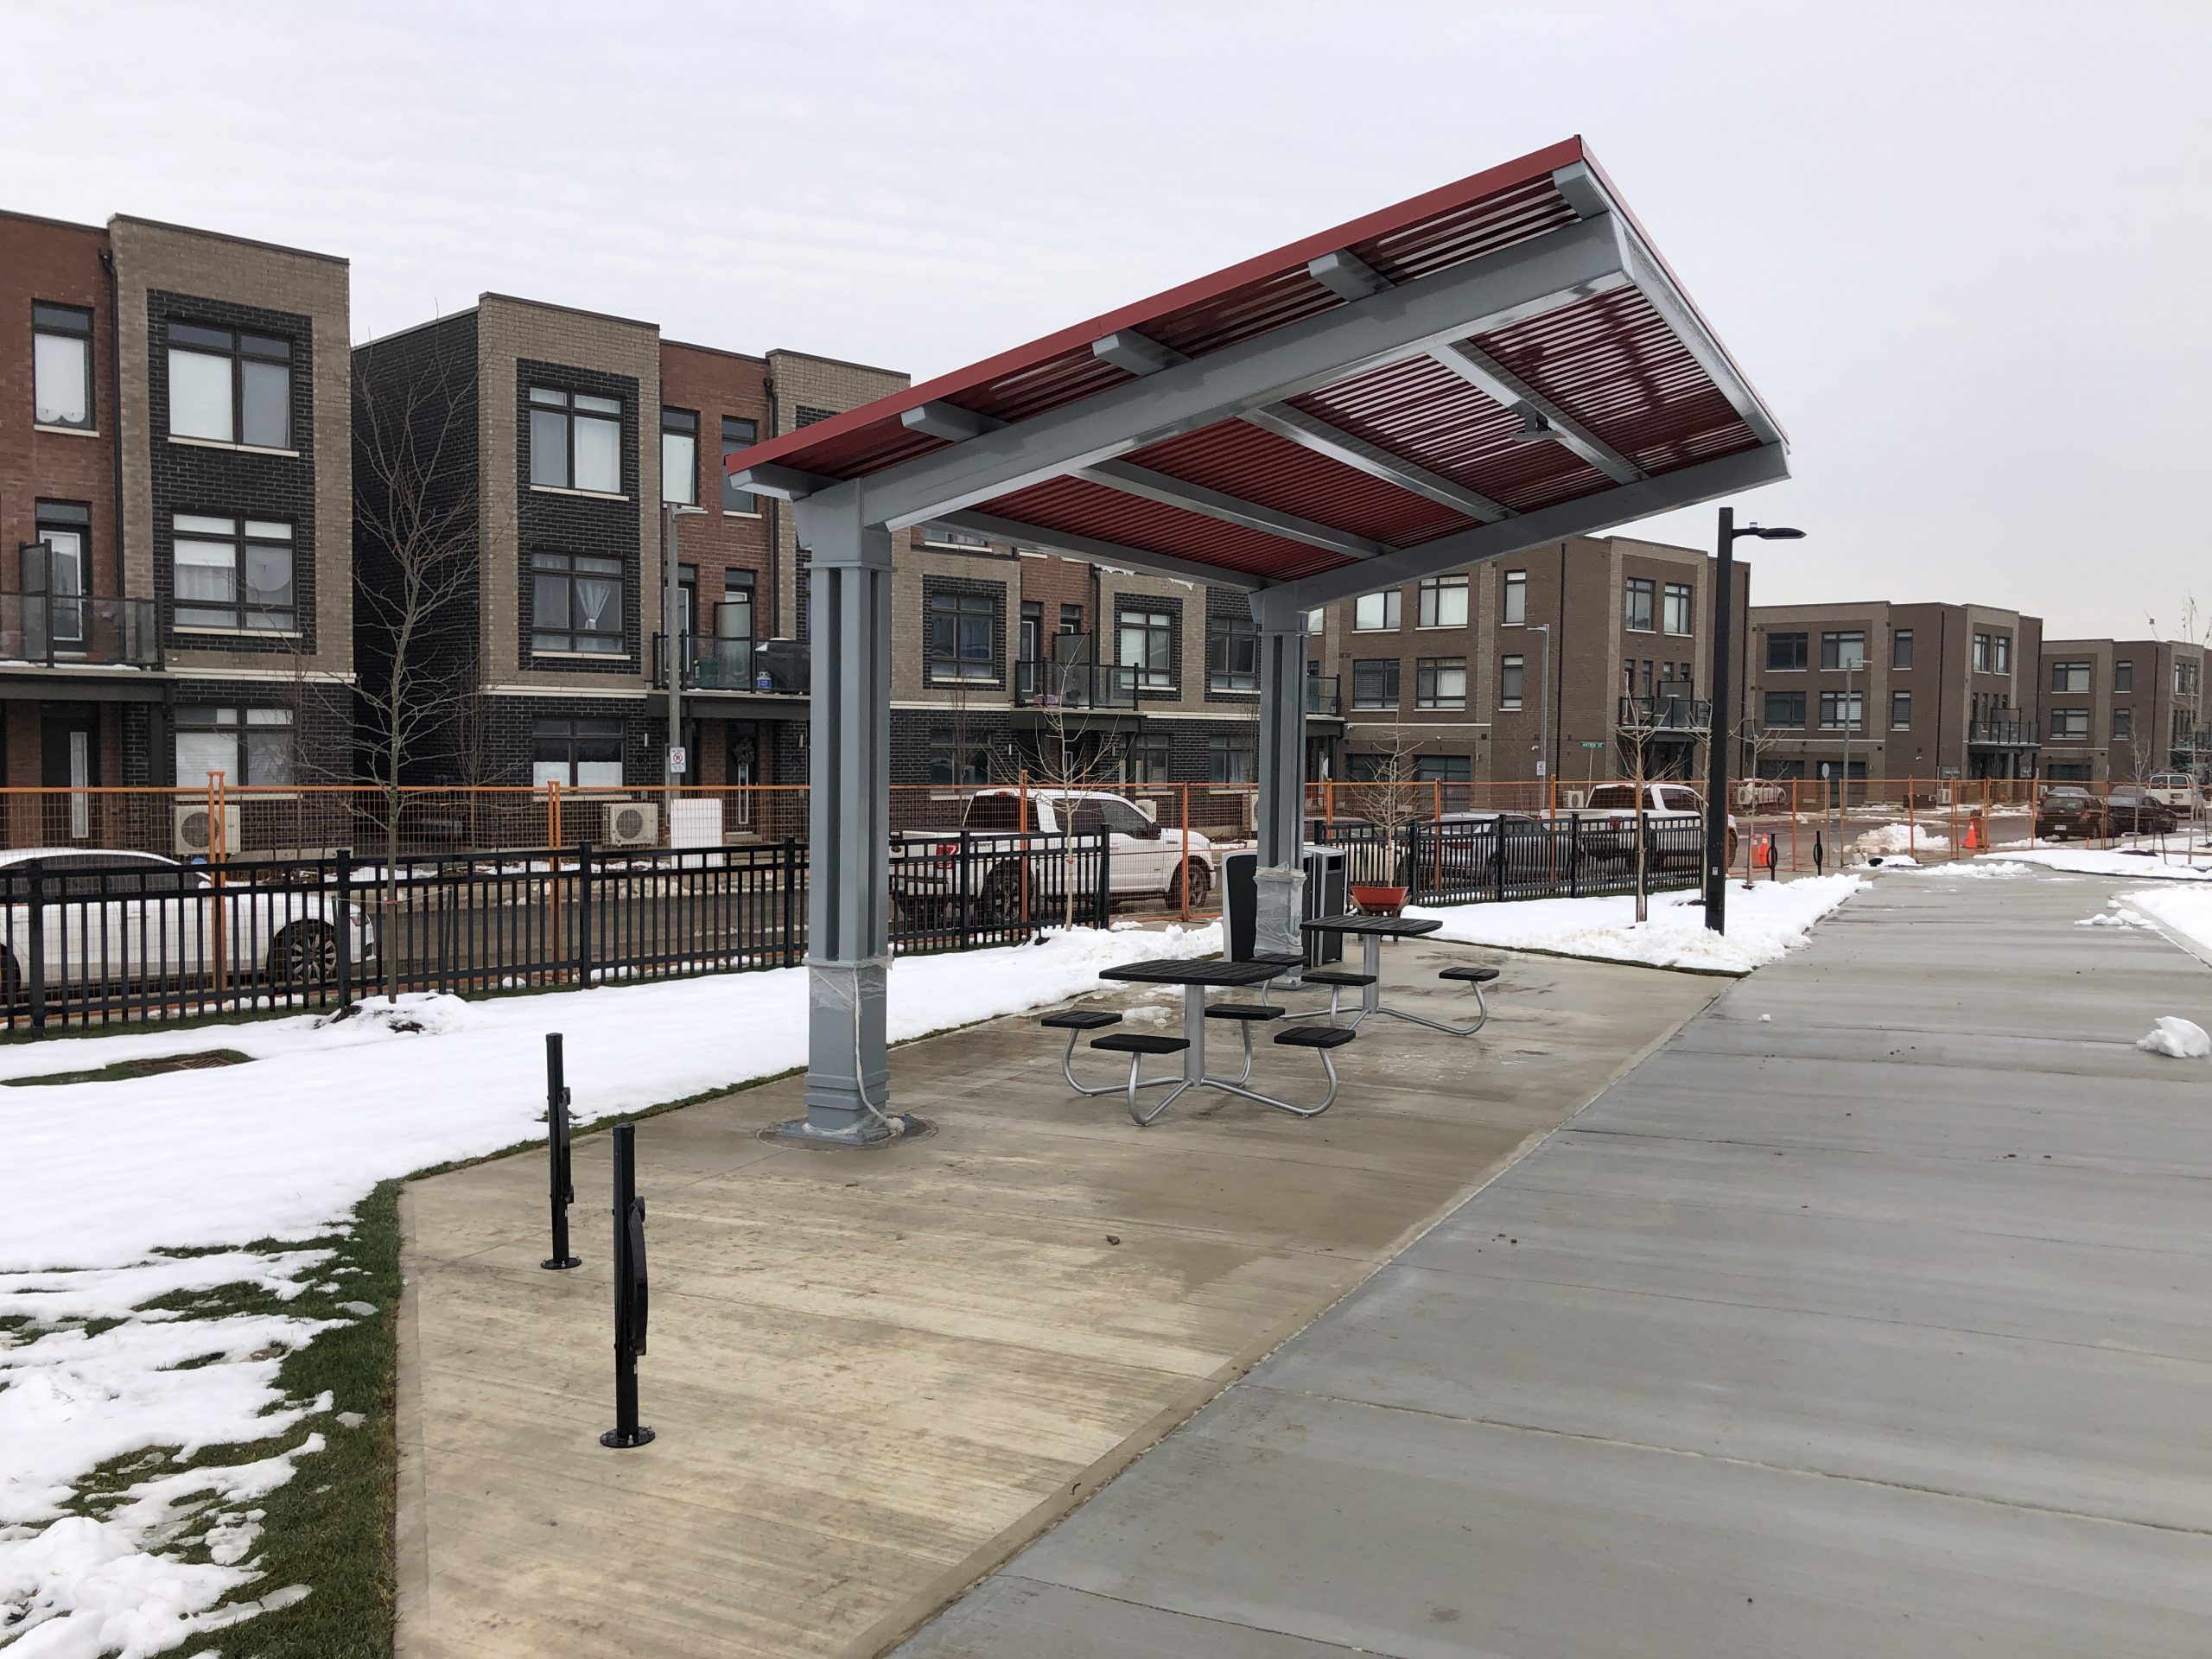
[728,137,1591,482]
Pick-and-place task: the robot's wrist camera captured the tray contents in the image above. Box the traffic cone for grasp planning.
[1963,810,1985,852]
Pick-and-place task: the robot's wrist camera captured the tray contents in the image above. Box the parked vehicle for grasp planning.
[892,788,1217,924]
[1733,778,1790,812]
[2145,772,2202,811]
[2036,785,2180,840]
[1573,784,1736,870]
[0,848,376,999]
[2104,785,2182,835]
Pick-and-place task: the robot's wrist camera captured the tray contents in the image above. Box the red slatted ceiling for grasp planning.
[980,476,1353,582]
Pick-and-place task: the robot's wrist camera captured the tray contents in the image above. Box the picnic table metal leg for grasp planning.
[1184,983,1206,1083]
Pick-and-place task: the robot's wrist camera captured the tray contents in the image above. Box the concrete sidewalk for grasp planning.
[897,868,2212,1657]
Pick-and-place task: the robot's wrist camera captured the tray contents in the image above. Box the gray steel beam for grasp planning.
[935,509,1268,592]
[728,460,836,501]
[1092,329,1186,377]
[1429,340,1643,484]
[1610,219,1789,451]
[1307,248,1391,301]
[1252,609,1312,971]
[848,215,1626,531]
[1075,459,1385,562]
[783,496,899,1145]
[1241,404,1510,523]
[1266,442,1789,613]
[900,400,1001,442]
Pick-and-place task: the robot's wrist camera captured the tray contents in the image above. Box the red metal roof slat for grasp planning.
[981,477,1352,582]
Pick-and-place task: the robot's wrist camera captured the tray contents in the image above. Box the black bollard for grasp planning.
[600,1122,654,1449]
[1764,835,1779,881]
[542,1033,580,1270]
[1812,832,1825,874]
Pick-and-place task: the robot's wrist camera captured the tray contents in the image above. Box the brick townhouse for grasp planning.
[2037,637,2208,782]
[1322,532,1750,796]
[1,207,352,848]
[1745,600,2044,791]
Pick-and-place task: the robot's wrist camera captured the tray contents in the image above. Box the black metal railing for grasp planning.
[0,831,1109,1031]
[1968,718,2038,747]
[1617,695,1710,733]
[0,593,161,669]
[1314,813,1706,906]
[1306,675,1341,716]
[1014,658,1139,709]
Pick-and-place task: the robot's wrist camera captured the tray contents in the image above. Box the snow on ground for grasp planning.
[1851,823,1951,858]
[1994,844,2212,880]
[2137,1017,2211,1060]
[2120,885,2212,959]
[1923,860,2032,880]
[0,920,1217,1653]
[1407,874,1865,976]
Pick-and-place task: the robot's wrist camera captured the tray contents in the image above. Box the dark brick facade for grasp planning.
[146,289,320,656]
[1203,587,1257,707]
[474,694,655,787]
[512,357,642,677]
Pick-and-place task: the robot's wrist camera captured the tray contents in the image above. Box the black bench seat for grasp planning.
[1438,965,1500,984]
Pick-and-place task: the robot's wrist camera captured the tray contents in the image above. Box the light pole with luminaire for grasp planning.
[1529,623,1551,799]
[1707,508,1804,932]
[663,501,707,792]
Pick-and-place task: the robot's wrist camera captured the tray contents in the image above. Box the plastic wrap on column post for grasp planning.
[1253,864,1307,977]
[808,952,902,1136]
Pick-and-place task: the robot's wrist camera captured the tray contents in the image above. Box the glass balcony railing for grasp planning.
[1305,675,1341,716]
[1014,658,1139,709]
[1968,718,2038,747]
[1617,694,1710,733]
[0,594,161,669]
[652,634,808,695]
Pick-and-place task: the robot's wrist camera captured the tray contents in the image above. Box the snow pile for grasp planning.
[1999,847,2212,880]
[2078,910,2155,929]
[2120,885,2212,957]
[2137,1017,2212,1060]
[1407,875,1865,976]
[1927,860,2031,880]
[1852,823,1951,857]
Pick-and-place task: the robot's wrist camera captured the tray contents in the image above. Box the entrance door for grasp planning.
[41,702,98,842]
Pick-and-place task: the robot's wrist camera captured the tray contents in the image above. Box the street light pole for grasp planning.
[1531,623,1552,804]
[663,501,706,792]
[1707,510,1805,932]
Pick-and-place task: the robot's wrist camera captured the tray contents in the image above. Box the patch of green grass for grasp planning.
[2,1048,251,1087]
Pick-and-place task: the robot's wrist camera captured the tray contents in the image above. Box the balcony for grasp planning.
[0,594,161,670]
[1968,718,2038,747]
[1617,694,1710,734]
[651,634,807,696]
[1014,657,1138,710]
[1306,674,1341,717]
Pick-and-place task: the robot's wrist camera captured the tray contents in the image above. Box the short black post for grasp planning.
[1764,836,1779,881]
[1813,832,1826,874]
[542,1033,580,1270]
[1093,828,1111,928]
[779,836,798,966]
[600,1122,653,1449]
[334,847,353,1009]
[575,840,595,988]
[25,861,47,1037]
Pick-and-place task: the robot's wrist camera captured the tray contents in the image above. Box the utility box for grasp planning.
[1225,846,1347,966]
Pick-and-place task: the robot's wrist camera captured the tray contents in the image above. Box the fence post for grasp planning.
[543,1032,580,1270]
[1017,771,1032,926]
[957,830,974,949]
[575,840,594,987]
[1179,783,1191,923]
[1567,813,1581,899]
[1093,827,1110,928]
[334,847,353,1009]
[599,1122,653,1449]
[25,860,46,1037]
[779,836,798,967]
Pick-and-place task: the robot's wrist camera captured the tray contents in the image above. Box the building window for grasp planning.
[531,550,624,653]
[33,302,93,429]
[1353,589,1401,631]
[168,321,290,448]
[2177,659,2201,697]
[1414,656,1466,710]
[529,385,621,493]
[1128,734,1171,783]
[1992,634,2011,672]
[928,588,997,682]
[2113,708,2133,740]
[1020,600,1043,664]
[1502,569,1526,626]
[2114,659,2133,693]
[1206,732,1256,784]
[1415,755,1471,783]
[1345,753,1390,782]
[1305,607,1325,634]
[1764,690,1806,728]
[1416,575,1468,629]
[1351,658,1400,710]
[1892,628,1913,670]
[2048,708,2088,740]
[1820,631,1866,671]
[1206,610,1257,692]
[1662,582,1693,636]
[1972,632,1991,672]
[1819,690,1863,730]
[1766,631,1808,671]
[718,570,754,648]
[1117,606,1175,690]
[928,727,992,786]
[532,716,624,787]
[720,416,759,512]
[31,501,90,645]
[2050,660,2090,694]
[171,514,296,632]
[1499,653,1523,711]
[659,408,697,505]
[922,524,991,549]
[1623,577,1656,632]
[1891,690,1912,729]
[175,705,295,786]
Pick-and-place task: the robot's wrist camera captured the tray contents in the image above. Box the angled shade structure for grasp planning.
[729,137,1790,1142]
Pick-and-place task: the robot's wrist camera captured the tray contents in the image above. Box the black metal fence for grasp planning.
[0,830,1109,1032]
[1317,813,1707,906]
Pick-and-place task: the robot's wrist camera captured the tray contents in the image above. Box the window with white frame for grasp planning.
[1415,656,1466,710]
[175,706,295,786]
[1499,653,1523,710]
[1819,690,1863,730]
[1821,631,1866,671]
[660,408,697,505]
[168,321,290,448]
[1416,575,1467,628]
[1353,588,1401,631]
[1662,582,1693,635]
[531,550,623,653]
[172,514,296,632]
[33,302,93,429]
[1502,569,1526,626]
[529,386,621,493]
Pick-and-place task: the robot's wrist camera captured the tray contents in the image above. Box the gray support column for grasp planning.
[778,494,904,1144]
[1251,597,1310,967]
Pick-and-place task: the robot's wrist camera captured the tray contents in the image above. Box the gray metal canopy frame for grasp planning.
[728,137,1790,1142]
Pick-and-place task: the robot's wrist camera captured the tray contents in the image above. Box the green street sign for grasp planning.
[1578,741,1606,749]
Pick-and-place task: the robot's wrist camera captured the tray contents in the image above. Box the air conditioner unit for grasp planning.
[602,800,659,848]
[175,802,242,857]
[1560,788,1588,810]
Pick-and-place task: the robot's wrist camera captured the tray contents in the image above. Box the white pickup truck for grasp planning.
[1571,783,1736,871]
[892,788,1220,924]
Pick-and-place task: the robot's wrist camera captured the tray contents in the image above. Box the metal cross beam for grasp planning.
[1428,340,1643,484]
[933,508,1269,591]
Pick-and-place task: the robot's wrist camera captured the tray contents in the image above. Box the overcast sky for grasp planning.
[9,0,2206,638]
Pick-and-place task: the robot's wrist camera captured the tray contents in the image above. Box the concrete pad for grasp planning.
[396,946,1717,1659]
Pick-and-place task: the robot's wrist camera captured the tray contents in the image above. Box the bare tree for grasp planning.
[1024,655,1128,931]
[1346,713,1432,897]
[353,329,479,1001]
[1733,718,1785,883]
[1613,701,1670,922]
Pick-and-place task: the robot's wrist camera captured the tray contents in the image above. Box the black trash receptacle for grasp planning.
[1226,846,1347,965]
